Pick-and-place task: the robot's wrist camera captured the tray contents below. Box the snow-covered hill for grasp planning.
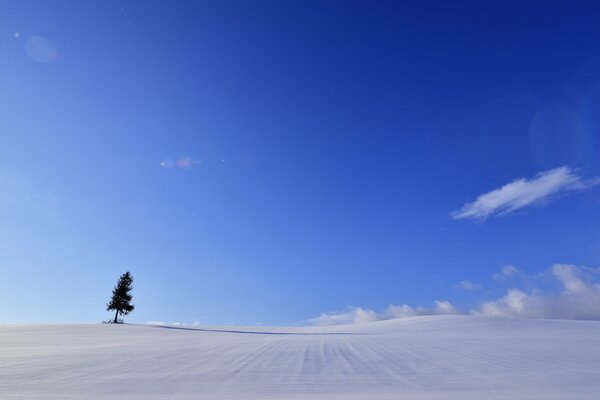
[1,316,599,399]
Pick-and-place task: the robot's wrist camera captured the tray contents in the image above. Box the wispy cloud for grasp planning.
[451,166,599,221]
[454,280,482,291]
[492,265,520,281]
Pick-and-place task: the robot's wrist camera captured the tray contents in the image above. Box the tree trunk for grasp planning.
[114,309,119,324]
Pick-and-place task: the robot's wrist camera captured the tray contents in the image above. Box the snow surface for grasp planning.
[1,315,600,399]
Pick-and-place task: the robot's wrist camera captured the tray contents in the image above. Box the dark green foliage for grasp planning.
[106,271,135,323]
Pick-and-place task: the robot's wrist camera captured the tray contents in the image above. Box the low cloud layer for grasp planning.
[312,264,600,325]
[310,301,460,326]
[475,264,600,320]
[147,321,202,327]
[451,166,599,220]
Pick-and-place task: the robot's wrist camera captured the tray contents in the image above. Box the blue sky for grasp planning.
[1,1,600,325]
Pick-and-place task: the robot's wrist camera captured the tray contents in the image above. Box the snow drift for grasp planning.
[1,315,600,399]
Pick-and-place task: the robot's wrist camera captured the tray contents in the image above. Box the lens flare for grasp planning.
[160,159,174,168]
[176,156,192,169]
[25,36,57,63]
[161,156,202,169]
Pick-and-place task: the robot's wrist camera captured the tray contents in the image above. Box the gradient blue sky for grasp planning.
[1,1,600,325]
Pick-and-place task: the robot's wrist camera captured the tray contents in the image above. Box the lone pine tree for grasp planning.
[106,271,135,323]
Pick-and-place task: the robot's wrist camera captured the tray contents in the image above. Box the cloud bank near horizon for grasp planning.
[451,166,599,221]
[310,301,461,326]
[476,264,600,320]
[311,264,600,325]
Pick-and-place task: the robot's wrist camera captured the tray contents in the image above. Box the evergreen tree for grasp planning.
[106,271,135,323]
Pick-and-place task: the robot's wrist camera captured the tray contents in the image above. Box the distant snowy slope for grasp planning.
[1,316,600,399]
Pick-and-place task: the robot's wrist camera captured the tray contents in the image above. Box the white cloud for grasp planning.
[311,264,600,325]
[146,321,185,326]
[434,301,460,315]
[310,301,461,326]
[454,280,482,290]
[385,304,422,318]
[493,265,520,281]
[451,166,599,220]
[310,307,381,325]
[474,264,600,320]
